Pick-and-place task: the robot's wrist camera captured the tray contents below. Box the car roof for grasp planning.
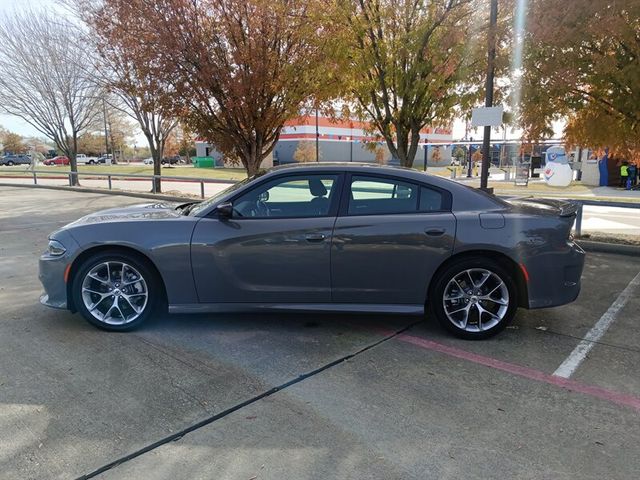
[270,161,414,173]
[266,162,454,190]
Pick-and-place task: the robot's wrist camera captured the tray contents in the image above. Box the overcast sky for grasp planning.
[0,0,63,138]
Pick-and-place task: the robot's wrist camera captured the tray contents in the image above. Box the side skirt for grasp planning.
[168,303,425,315]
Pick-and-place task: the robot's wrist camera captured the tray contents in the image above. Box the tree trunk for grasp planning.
[245,152,259,177]
[70,133,80,186]
[406,128,421,167]
[395,127,410,167]
[146,133,162,193]
[152,145,162,193]
[242,141,264,177]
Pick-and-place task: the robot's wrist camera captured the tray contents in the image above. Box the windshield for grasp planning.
[187,171,266,216]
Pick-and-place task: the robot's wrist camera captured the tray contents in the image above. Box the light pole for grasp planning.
[480,0,498,192]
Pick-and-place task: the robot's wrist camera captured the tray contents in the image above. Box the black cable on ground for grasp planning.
[77,319,423,479]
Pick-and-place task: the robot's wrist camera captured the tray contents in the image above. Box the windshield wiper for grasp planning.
[182,202,203,216]
[175,202,200,215]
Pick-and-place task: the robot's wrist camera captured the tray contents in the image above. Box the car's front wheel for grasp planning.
[430,257,517,339]
[72,252,159,331]
[6,161,14,166]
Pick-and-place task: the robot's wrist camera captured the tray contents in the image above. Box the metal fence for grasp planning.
[2,169,638,236]
[499,195,640,236]
[1,169,238,199]
[572,199,639,237]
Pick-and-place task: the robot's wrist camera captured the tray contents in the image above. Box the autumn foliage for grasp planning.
[520,0,640,161]
[96,0,332,176]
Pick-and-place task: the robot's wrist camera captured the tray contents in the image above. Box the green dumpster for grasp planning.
[193,157,215,168]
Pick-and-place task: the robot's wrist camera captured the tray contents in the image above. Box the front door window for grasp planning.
[233,174,339,218]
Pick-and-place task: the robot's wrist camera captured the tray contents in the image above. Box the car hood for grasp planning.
[64,202,185,227]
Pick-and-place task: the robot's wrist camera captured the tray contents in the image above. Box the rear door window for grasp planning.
[347,175,446,215]
[348,176,419,215]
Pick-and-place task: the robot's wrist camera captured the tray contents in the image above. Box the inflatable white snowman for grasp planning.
[543,147,573,188]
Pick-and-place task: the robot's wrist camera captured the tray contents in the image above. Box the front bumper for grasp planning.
[39,254,70,310]
[525,241,586,309]
[38,231,80,311]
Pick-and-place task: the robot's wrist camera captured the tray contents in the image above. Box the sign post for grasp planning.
[515,157,530,186]
[475,0,499,194]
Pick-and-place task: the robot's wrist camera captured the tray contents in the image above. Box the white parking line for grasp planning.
[553,270,640,378]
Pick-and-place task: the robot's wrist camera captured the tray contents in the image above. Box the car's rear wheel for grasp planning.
[7,161,14,166]
[72,251,159,331]
[430,257,517,339]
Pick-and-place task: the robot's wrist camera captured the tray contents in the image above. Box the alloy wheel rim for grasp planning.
[442,268,509,332]
[81,261,148,325]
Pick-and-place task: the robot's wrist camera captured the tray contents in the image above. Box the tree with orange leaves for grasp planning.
[519,0,640,161]
[92,0,334,177]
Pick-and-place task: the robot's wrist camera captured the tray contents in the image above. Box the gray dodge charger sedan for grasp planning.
[39,163,585,339]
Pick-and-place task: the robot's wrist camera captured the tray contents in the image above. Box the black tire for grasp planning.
[429,256,518,340]
[72,251,160,331]
[7,161,14,166]
[88,160,95,165]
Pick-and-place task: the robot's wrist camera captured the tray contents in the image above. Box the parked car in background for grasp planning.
[43,156,70,166]
[161,156,181,165]
[143,157,154,165]
[75,154,99,165]
[0,154,31,166]
[97,155,113,165]
[39,163,585,338]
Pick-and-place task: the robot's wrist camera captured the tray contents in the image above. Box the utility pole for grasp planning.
[423,144,427,172]
[102,99,109,157]
[315,108,319,162]
[349,122,353,162]
[467,139,474,177]
[480,0,498,192]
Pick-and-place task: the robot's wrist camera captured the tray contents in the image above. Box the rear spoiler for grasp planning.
[504,197,579,217]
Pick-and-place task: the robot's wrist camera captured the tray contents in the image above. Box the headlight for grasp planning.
[47,239,66,256]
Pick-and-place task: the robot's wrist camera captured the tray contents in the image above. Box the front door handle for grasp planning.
[425,228,446,236]
[305,233,326,243]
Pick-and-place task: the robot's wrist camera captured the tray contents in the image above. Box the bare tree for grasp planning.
[65,0,179,192]
[107,90,177,192]
[0,10,102,184]
[86,48,177,190]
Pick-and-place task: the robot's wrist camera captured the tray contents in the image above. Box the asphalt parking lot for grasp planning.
[1,185,639,480]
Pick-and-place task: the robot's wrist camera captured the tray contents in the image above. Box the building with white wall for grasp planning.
[195,115,453,167]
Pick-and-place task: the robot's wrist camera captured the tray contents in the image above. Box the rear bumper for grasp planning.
[525,241,585,309]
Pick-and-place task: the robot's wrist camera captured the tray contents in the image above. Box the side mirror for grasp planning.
[216,201,233,218]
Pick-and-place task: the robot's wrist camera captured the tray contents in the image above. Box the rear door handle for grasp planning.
[425,228,446,236]
[305,233,326,242]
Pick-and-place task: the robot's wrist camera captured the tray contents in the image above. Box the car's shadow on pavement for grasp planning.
[142,310,425,339]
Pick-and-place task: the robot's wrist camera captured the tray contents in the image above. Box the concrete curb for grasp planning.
[576,239,640,257]
[0,182,197,203]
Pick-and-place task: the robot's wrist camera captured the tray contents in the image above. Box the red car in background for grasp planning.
[43,156,70,166]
